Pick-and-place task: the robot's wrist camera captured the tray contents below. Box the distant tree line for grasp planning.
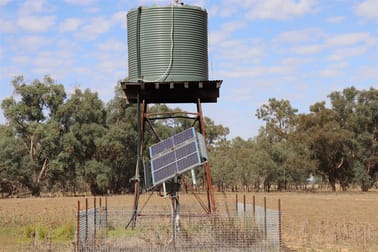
[210,86,377,192]
[0,76,376,197]
[0,76,229,196]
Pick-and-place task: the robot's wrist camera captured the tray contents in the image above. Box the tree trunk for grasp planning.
[361,184,369,192]
[329,176,337,191]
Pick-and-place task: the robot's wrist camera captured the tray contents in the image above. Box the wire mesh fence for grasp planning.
[76,198,108,251]
[75,195,282,251]
[237,202,281,250]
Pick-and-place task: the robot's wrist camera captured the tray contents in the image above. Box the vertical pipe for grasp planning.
[85,198,88,241]
[131,93,142,229]
[99,198,102,227]
[243,194,246,213]
[264,197,267,240]
[94,197,96,242]
[236,194,238,212]
[253,195,256,217]
[105,197,108,235]
[77,200,80,251]
[278,199,282,251]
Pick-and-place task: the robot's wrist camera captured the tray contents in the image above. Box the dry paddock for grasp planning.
[1,191,378,251]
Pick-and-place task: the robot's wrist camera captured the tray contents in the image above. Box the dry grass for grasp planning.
[233,191,378,252]
[1,191,378,251]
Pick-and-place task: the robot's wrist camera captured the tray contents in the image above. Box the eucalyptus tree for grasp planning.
[255,98,302,190]
[328,87,378,191]
[256,98,298,143]
[298,101,352,191]
[100,87,138,193]
[203,117,230,147]
[1,76,66,195]
[351,88,378,191]
[209,140,234,191]
[0,125,29,196]
[54,88,108,194]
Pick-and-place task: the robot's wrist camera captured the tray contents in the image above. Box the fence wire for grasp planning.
[76,206,107,250]
[76,201,282,252]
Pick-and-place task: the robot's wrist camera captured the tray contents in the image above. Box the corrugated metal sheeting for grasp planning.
[127,5,208,82]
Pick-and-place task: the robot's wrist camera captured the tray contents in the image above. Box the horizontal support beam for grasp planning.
[121,80,222,104]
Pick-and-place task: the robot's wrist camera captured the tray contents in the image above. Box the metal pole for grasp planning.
[253,195,256,217]
[278,199,282,251]
[85,198,88,241]
[94,197,96,242]
[77,200,80,252]
[197,98,216,213]
[171,193,176,249]
[99,198,102,227]
[236,194,238,212]
[243,194,246,213]
[128,93,142,229]
[264,197,267,240]
[105,197,108,237]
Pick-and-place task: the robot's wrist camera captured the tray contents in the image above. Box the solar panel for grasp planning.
[175,141,197,160]
[176,152,201,172]
[149,137,174,157]
[173,127,195,146]
[153,162,177,185]
[149,127,208,187]
[151,151,176,171]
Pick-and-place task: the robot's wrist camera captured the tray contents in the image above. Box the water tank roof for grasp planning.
[128,4,206,12]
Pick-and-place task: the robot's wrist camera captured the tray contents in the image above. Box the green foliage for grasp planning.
[52,222,75,241]
[0,76,376,193]
[24,224,48,240]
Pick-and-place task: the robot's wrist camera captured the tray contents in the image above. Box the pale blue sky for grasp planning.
[0,0,377,139]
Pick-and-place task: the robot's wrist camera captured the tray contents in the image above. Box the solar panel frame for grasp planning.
[149,127,207,187]
[144,160,153,190]
[196,132,208,160]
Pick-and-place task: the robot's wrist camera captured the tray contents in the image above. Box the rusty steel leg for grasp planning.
[197,98,216,213]
[127,95,145,229]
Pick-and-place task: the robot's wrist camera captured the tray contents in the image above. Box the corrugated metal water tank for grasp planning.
[127,5,208,82]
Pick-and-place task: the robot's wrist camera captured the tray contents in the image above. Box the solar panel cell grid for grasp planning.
[176,152,201,172]
[152,151,176,170]
[150,138,174,157]
[149,127,207,186]
[175,141,197,160]
[173,127,195,146]
[154,163,177,184]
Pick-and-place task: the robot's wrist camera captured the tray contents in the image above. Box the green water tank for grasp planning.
[127,5,208,82]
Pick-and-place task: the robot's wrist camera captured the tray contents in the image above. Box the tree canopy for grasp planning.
[0,76,376,196]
